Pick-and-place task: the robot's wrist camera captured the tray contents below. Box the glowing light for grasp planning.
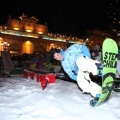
[38,32,43,34]
[26,30,32,32]
[13,28,20,30]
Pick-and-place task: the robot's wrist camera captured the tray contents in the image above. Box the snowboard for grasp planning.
[90,38,118,107]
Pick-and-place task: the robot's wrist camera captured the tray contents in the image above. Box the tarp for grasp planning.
[1,51,14,73]
[1,51,23,76]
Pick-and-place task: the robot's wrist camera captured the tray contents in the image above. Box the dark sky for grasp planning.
[0,0,116,37]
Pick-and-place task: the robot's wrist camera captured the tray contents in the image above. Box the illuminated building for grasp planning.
[0,13,85,55]
[0,13,115,55]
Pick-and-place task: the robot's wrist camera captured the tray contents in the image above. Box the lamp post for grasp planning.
[1,40,10,51]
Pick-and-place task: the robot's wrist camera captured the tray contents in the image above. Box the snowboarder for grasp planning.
[51,43,102,98]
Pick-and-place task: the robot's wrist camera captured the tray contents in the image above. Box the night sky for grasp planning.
[0,0,119,37]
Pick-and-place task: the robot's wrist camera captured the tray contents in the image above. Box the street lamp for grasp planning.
[1,40,10,51]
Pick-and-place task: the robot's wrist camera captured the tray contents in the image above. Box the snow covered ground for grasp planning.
[0,76,120,120]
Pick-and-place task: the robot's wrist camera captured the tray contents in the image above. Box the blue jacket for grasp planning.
[60,44,91,81]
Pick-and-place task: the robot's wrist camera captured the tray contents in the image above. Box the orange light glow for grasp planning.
[26,30,32,32]
[38,32,43,34]
[13,28,20,30]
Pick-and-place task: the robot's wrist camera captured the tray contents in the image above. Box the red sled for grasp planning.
[34,73,41,82]
[29,71,34,80]
[40,73,56,90]
[24,69,29,78]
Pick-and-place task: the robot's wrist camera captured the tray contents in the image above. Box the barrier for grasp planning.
[23,69,56,90]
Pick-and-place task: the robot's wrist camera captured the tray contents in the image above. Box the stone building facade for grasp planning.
[0,13,68,55]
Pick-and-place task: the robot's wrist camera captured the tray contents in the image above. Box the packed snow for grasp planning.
[0,76,120,120]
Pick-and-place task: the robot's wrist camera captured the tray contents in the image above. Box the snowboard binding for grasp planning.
[90,94,100,106]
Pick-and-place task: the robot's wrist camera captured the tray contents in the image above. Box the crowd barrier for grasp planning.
[24,69,56,90]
